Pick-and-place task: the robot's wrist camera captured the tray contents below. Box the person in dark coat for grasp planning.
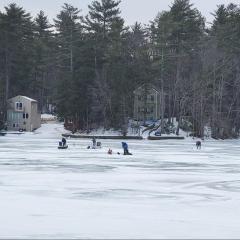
[62,137,67,147]
[196,140,201,150]
[92,137,97,149]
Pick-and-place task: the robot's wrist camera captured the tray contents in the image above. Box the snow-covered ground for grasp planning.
[0,122,240,239]
[41,114,57,122]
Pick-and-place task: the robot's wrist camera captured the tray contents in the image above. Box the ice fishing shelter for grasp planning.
[7,95,41,132]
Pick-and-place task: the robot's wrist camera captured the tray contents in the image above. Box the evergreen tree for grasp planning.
[150,0,205,135]
[0,4,35,102]
[84,0,126,128]
[32,11,54,112]
[54,4,88,129]
[0,11,5,128]
[207,4,240,138]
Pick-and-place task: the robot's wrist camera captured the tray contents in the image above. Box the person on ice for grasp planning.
[108,149,113,155]
[58,137,68,149]
[62,137,67,147]
[122,142,132,155]
[196,140,201,150]
[92,137,97,149]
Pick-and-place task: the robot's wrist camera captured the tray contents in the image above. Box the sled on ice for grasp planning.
[58,145,68,149]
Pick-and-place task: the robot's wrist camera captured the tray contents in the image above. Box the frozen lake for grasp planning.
[0,123,240,238]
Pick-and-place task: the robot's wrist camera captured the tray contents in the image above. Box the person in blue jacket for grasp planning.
[122,142,132,155]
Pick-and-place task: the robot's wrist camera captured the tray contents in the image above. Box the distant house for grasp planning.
[133,84,164,122]
[7,96,41,132]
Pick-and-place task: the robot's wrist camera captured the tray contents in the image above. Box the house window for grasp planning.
[138,107,141,113]
[23,113,29,119]
[16,102,23,111]
[151,95,154,101]
[138,96,141,101]
[151,107,154,113]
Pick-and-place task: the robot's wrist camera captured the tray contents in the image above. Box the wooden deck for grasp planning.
[62,134,143,140]
[148,136,185,140]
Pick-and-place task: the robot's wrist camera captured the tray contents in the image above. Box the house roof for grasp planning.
[21,96,37,102]
[133,83,160,94]
[8,95,37,102]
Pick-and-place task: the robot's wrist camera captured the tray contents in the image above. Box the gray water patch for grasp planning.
[189,180,240,193]
[71,188,178,201]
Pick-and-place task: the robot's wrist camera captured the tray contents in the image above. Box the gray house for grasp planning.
[7,96,41,132]
[133,84,164,122]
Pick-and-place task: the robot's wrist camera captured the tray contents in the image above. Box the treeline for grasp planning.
[0,0,240,139]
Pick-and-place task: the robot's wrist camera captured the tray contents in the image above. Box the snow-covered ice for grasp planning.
[0,122,240,239]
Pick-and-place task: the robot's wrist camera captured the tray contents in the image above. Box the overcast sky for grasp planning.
[0,0,237,26]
